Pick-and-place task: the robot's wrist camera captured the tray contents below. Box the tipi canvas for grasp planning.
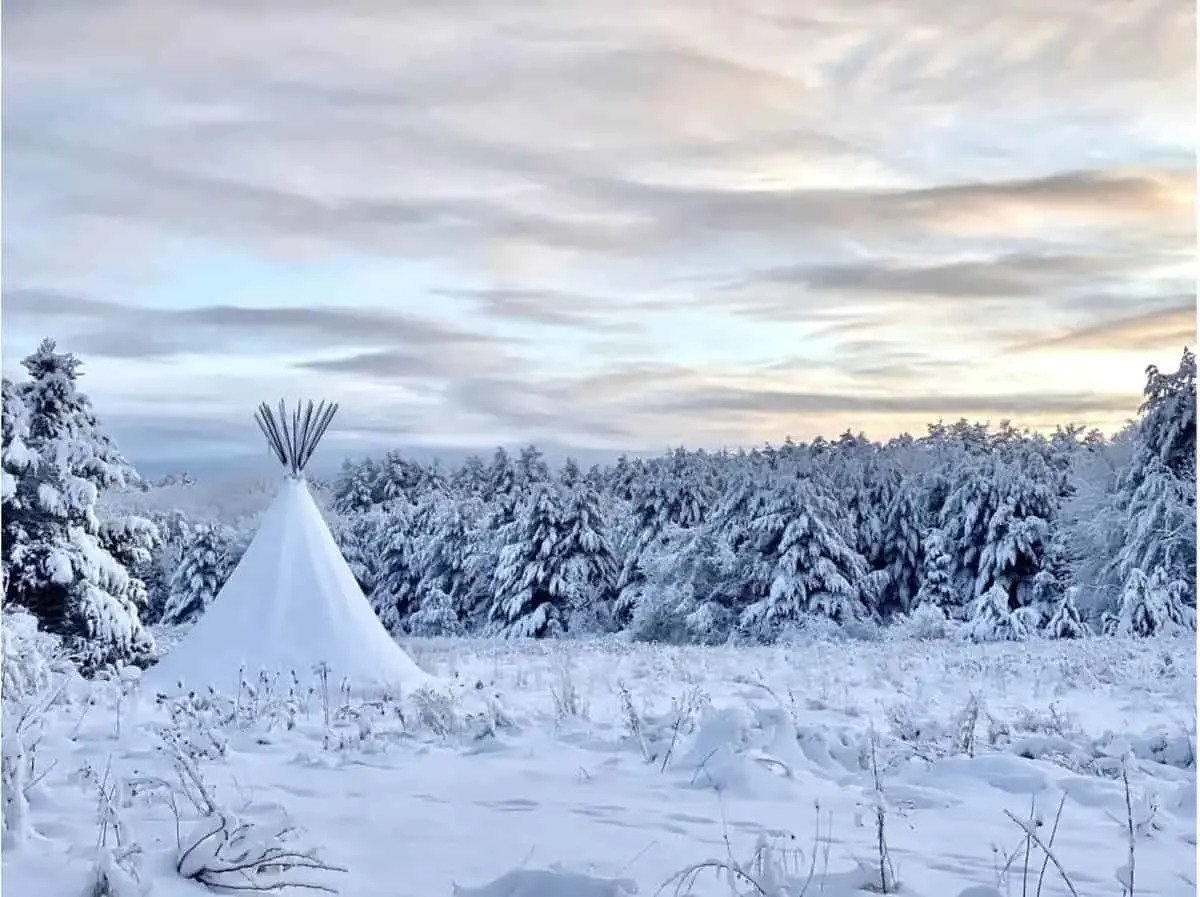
[147,400,430,695]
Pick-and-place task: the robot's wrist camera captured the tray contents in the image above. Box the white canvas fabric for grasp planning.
[146,476,429,694]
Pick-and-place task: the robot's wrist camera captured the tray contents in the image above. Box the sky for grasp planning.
[2,0,1195,473]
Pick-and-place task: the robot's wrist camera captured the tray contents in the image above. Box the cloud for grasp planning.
[3,287,510,364]
[2,0,1192,463]
[433,287,642,330]
[645,387,1135,418]
[739,251,1156,301]
[1016,299,1197,354]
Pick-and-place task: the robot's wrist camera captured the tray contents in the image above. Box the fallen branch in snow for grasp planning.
[176,811,347,893]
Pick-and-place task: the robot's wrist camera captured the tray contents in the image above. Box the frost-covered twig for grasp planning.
[1002,810,1080,897]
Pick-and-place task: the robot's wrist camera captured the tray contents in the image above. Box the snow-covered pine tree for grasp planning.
[415,460,447,498]
[973,456,1055,612]
[963,583,1031,642]
[913,528,958,612]
[1107,458,1195,606]
[1098,349,1197,621]
[2,340,154,671]
[1025,525,1075,631]
[608,454,640,502]
[161,522,235,625]
[332,507,389,597]
[1043,588,1087,639]
[372,500,421,634]
[738,477,869,640]
[451,453,488,497]
[408,587,463,637]
[331,458,381,514]
[138,509,191,623]
[99,515,161,619]
[941,451,1055,618]
[1111,566,1195,637]
[378,451,427,505]
[631,522,742,644]
[938,453,998,599]
[412,494,485,633]
[613,454,717,626]
[878,475,924,617]
[488,483,570,638]
[516,443,550,489]
[2,379,37,601]
[1136,347,1195,481]
[484,446,522,532]
[559,457,583,489]
[660,447,714,529]
[555,471,618,633]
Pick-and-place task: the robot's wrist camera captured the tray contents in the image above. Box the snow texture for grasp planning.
[2,632,1194,897]
[145,477,431,694]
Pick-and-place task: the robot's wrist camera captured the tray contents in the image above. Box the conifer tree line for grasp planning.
[2,338,1195,671]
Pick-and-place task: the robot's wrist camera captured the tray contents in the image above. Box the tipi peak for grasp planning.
[255,399,339,479]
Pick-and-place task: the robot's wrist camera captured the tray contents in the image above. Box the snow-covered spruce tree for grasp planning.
[516,443,551,489]
[555,472,619,633]
[913,528,958,611]
[1043,588,1087,639]
[99,514,160,621]
[1024,523,1076,632]
[332,506,389,597]
[1111,566,1195,637]
[407,587,463,637]
[1136,347,1196,481]
[738,477,869,640]
[488,483,570,638]
[2,378,37,602]
[878,475,924,617]
[372,500,422,634]
[1107,458,1195,607]
[160,522,236,625]
[558,456,583,490]
[709,470,777,555]
[137,509,191,623]
[608,454,640,502]
[940,451,1055,621]
[1,341,154,671]
[963,584,1032,642]
[331,458,381,514]
[411,494,486,635]
[1098,348,1197,619]
[451,453,488,497]
[376,450,426,505]
[613,456,714,627]
[630,522,742,645]
[1056,428,1136,616]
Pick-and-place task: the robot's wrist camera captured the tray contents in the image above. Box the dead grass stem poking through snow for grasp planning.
[862,727,897,893]
[658,799,830,897]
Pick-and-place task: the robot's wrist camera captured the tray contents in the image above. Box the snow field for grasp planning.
[2,632,1195,897]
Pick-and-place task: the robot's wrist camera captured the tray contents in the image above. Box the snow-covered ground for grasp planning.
[3,633,1196,897]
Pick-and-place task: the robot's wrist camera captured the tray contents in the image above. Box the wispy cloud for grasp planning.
[1016,300,1197,354]
[2,0,1192,465]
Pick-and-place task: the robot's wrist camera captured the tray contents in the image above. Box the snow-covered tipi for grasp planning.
[146,400,430,694]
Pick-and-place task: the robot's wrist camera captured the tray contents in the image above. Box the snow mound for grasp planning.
[453,868,638,897]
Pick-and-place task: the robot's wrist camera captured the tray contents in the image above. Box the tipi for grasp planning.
[146,400,430,694]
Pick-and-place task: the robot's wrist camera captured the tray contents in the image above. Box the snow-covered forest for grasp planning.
[3,339,1195,670]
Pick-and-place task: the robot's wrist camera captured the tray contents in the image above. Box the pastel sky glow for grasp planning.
[2,0,1195,470]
